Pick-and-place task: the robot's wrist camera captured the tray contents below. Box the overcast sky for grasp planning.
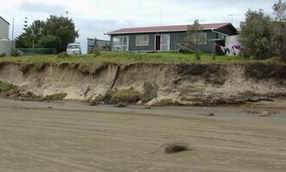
[1,0,279,53]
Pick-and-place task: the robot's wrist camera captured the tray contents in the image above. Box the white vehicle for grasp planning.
[66,43,82,55]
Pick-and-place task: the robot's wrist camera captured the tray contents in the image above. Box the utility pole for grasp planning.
[160,9,163,26]
[11,18,15,50]
[12,18,14,41]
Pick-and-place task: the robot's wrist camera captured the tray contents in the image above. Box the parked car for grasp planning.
[66,43,81,55]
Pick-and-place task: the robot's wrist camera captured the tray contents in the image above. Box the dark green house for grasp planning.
[106,23,238,53]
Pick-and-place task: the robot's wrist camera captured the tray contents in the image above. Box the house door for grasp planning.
[155,35,161,51]
[160,34,170,51]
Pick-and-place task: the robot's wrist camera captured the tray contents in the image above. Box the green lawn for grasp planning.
[0,52,281,64]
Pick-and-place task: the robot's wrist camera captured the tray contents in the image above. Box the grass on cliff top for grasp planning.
[0,51,281,64]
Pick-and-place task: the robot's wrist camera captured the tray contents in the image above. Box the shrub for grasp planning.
[186,20,202,60]
[273,0,286,62]
[57,52,71,59]
[0,53,6,57]
[36,35,61,50]
[93,49,101,57]
[11,49,21,57]
[178,47,193,54]
[240,9,273,59]
[0,81,14,92]
[44,93,67,101]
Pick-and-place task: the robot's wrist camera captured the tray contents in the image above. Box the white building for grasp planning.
[0,16,14,55]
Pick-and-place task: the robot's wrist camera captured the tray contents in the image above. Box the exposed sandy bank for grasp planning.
[0,62,285,105]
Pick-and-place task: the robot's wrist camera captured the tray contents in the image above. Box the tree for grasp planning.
[240,9,274,59]
[36,35,61,49]
[273,0,286,61]
[16,20,45,48]
[186,19,202,60]
[44,16,79,52]
[16,15,79,53]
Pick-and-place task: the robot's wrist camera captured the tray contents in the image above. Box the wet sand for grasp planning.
[0,98,285,172]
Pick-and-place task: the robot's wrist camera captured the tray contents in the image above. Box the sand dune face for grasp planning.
[0,62,285,105]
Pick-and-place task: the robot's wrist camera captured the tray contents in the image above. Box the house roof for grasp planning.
[0,16,10,25]
[107,23,232,35]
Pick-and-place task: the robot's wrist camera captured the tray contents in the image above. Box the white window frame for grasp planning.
[136,35,149,46]
[112,36,129,51]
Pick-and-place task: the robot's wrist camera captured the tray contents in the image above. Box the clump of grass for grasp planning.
[57,52,71,59]
[90,88,142,105]
[161,142,190,154]
[44,93,67,101]
[78,63,106,75]
[93,49,101,58]
[0,81,14,92]
[107,88,142,104]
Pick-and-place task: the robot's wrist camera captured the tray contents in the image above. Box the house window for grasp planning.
[136,35,149,46]
[198,32,207,45]
[217,34,225,40]
[112,36,129,51]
